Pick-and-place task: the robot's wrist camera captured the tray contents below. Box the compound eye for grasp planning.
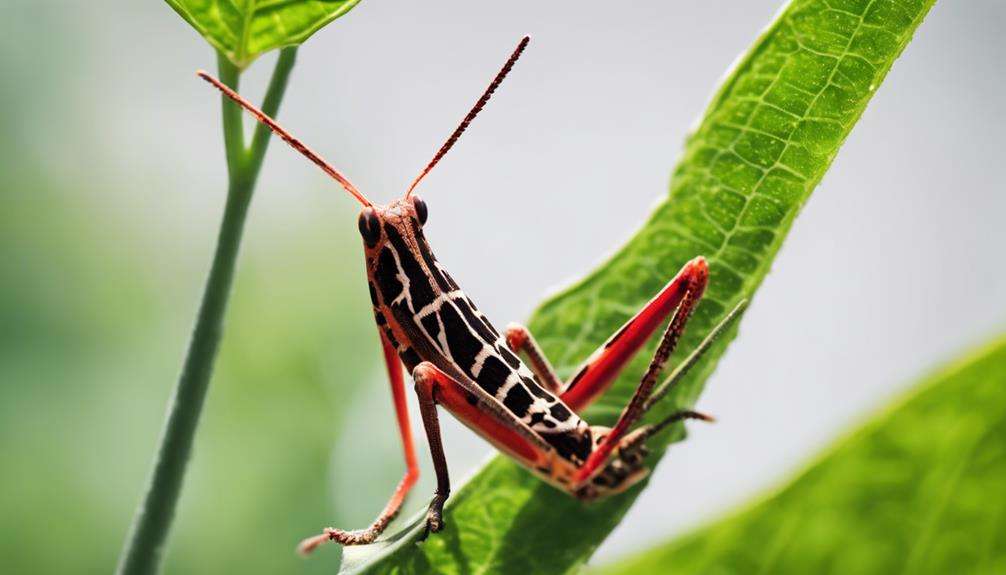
[357,207,381,247]
[412,195,428,225]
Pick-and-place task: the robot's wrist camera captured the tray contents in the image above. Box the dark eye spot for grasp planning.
[358,208,381,247]
[412,195,428,225]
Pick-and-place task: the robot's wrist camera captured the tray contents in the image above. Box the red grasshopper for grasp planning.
[198,36,745,553]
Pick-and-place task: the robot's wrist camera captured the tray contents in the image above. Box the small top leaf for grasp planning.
[165,0,362,68]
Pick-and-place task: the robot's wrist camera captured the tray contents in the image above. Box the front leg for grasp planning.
[412,362,453,537]
[297,332,420,553]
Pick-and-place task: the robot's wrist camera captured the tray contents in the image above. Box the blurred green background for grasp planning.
[3,1,1005,574]
[1,7,378,573]
[0,94,378,575]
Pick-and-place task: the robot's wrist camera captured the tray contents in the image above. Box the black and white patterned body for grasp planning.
[361,199,595,468]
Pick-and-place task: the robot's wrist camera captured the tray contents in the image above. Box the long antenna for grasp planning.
[196,71,372,207]
[405,35,531,198]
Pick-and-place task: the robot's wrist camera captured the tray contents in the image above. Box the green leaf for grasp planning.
[165,0,362,68]
[345,1,937,573]
[596,334,1006,575]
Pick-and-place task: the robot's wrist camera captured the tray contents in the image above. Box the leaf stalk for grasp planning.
[116,47,298,575]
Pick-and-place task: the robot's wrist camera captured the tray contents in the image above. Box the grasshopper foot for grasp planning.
[419,495,446,541]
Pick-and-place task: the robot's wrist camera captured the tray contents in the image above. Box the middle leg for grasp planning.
[412,362,452,537]
[505,323,563,394]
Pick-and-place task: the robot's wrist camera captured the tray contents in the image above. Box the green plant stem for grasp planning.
[116,47,298,575]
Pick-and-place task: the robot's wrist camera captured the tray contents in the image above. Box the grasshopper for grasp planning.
[198,36,745,553]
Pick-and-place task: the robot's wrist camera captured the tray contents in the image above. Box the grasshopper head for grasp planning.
[356,195,428,252]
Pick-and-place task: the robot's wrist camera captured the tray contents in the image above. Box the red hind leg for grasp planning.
[572,262,708,486]
[573,297,747,492]
[560,257,709,412]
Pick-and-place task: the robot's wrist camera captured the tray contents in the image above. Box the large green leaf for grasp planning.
[165,0,362,68]
[597,334,1006,575]
[344,1,937,573]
